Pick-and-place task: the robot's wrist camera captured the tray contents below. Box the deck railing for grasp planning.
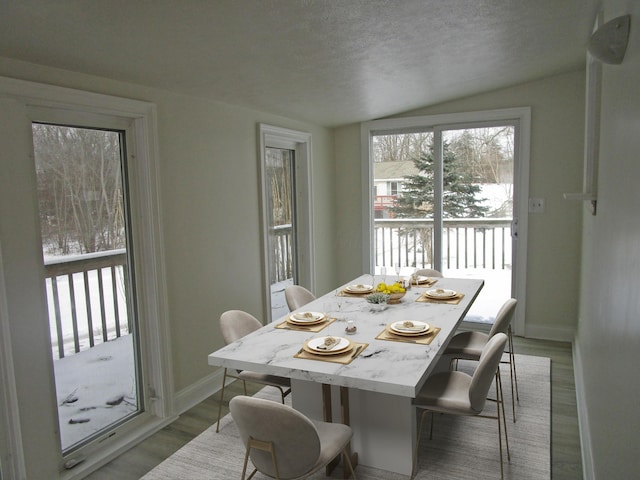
[48,219,511,357]
[270,224,294,283]
[269,218,512,284]
[44,249,129,359]
[374,218,513,270]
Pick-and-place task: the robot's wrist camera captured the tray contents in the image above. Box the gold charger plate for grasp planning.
[388,321,431,336]
[376,326,441,345]
[424,288,458,300]
[303,336,353,356]
[344,284,374,294]
[294,342,368,364]
[288,311,326,325]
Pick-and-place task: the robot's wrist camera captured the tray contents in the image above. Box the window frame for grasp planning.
[258,124,314,322]
[0,76,174,477]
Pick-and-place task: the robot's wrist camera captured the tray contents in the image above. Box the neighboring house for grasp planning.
[373,160,419,218]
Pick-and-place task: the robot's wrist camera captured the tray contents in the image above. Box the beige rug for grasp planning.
[143,354,550,479]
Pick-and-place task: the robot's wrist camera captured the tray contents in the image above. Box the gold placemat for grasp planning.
[293,342,368,364]
[275,317,336,332]
[376,326,441,345]
[416,293,464,305]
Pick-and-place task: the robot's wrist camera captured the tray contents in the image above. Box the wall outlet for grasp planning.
[528,197,545,213]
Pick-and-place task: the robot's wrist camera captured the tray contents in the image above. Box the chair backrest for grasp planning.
[219,310,262,345]
[285,285,316,311]
[230,396,321,479]
[488,298,517,337]
[414,268,443,278]
[468,332,508,412]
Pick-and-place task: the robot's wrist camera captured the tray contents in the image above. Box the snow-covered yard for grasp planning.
[54,335,137,451]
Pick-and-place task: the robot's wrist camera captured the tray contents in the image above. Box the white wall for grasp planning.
[575,1,640,477]
[334,70,585,340]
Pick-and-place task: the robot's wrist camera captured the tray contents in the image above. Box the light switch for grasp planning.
[528,197,545,213]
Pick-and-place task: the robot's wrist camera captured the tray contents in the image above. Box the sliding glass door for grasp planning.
[366,110,529,329]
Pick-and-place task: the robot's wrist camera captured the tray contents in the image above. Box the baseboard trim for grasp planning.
[573,339,594,480]
[525,324,575,342]
[173,370,225,415]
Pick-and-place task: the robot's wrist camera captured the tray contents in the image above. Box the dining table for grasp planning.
[208,274,484,476]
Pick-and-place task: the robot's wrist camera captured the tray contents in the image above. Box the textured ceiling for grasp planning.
[0,0,600,127]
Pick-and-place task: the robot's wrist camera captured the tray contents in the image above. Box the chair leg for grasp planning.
[342,447,357,479]
[507,325,519,422]
[508,325,520,402]
[276,386,291,404]
[497,369,510,461]
[495,372,505,480]
[246,436,280,479]
[215,368,229,433]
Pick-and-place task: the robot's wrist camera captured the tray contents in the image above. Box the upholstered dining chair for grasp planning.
[215,310,291,433]
[444,298,519,421]
[284,285,316,311]
[413,268,443,278]
[412,333,510,480]
[230,396,356,480]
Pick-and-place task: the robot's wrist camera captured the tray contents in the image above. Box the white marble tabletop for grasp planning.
[208,275,483,397]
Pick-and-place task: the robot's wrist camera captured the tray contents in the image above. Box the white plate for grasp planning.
[290,311,325,323]
[345,284,373,294]
[425,288,458,299]
[306,336,351,353]
[389,321,430,335]
[412,275,433,284]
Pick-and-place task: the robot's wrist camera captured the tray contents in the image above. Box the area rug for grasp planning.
[143,354,550,479]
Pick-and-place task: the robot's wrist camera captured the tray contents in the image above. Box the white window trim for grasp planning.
[258,124,315,321]
[0,76,174,478]
[361,108,531,336]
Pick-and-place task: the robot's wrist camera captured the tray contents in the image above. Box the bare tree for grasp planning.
[33,124,125,255]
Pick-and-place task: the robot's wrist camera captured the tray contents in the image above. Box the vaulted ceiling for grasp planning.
[0,0,600,127]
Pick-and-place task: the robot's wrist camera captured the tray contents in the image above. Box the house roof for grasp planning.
[0,0,600,127]
[374,161,419,180]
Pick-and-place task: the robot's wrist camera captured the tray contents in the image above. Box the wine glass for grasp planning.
[335,288,344,320]
[394,262,401,281]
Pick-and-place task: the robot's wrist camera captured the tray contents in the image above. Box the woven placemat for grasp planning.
[416,293,464,305]
[376,326,441,345]
[293,342,368,364]
[275,317,336,332]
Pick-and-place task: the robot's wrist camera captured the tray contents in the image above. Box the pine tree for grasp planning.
[392,141,488,219]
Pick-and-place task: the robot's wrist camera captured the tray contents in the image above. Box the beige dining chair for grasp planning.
[284,285,316,311]
[413,268,443,278]
[230,396,356,480]
[412,333,510,480]
[444,298,519,421]
[215,310,291,433]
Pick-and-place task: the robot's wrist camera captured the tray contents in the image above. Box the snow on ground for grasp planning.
[54,335,137,451]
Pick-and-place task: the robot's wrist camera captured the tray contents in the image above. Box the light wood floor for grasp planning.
[86,326,583,479]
